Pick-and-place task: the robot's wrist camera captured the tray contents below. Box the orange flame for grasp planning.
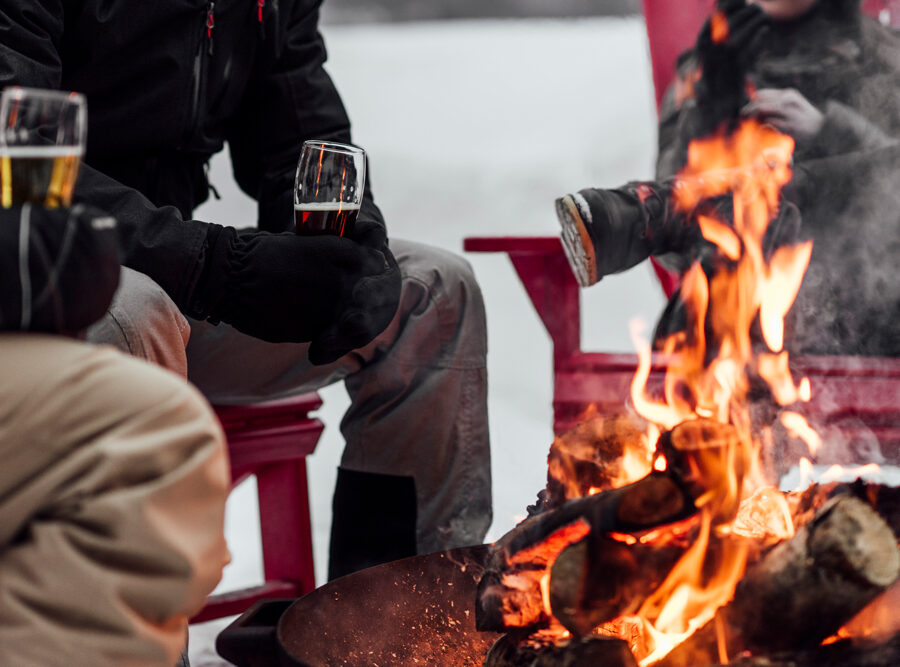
[616,119,818,660]
[710,11,729,44]
[780,411,822,458]
[529,118,823,661]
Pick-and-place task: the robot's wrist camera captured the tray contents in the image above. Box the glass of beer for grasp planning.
[294,140,365,237]
[0,86,86,208]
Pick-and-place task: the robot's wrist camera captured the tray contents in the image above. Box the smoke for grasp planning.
[776,9,900,359]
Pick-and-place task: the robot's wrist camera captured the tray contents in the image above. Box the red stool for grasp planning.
[190,393,324,623]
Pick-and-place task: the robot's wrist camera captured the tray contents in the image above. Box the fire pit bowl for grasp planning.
[216,544,501,666]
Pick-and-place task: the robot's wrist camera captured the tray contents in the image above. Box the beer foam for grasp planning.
[0,145,83,157]
[294,202,361,211]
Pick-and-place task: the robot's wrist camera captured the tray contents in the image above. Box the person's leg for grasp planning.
[0,334,230,667]
[85,267,192,378]
[185,240,492,575]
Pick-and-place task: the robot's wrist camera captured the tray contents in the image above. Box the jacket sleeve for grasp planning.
[225,0,386,242]
[655,55,708,183]
[0,1,64,89]
[72,164,216,316]
[0,1,220,317]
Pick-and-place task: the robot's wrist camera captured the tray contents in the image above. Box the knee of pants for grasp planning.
[394,241,488,366]
[87,267,190,374]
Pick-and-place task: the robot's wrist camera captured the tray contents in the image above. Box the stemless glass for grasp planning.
[0,87,86,208]
[294,140,365,237]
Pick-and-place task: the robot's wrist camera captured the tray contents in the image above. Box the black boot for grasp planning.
[556,180,703,287]
[327,467,418,581]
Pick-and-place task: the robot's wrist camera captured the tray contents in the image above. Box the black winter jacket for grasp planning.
[0,0,386,319]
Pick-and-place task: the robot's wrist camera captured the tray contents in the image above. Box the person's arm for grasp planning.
[75,158,399,352]
[225,0,387,251]
[656,57,708,183]
[0,0,398,354]
[0,1,64,89]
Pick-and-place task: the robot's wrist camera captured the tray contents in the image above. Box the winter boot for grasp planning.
[556,180,700,287]
[327,467,418,581]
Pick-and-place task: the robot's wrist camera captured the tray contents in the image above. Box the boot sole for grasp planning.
[556,195,598,287]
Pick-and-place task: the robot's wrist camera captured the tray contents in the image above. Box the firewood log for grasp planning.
[477,420,741,634]
[661,495,900,666]
[483,632,638,667]
[476,473,699,632]
[549,527,696,637]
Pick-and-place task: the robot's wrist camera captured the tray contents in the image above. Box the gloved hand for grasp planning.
[694,0,770,132]
[348,200,388,252]
[308,244,400,364]
[199,228,401,360]
[742,88,825,140]
[0,204,121,334]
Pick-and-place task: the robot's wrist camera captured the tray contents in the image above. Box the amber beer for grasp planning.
[0,146,82,208]
[294,202,359,237]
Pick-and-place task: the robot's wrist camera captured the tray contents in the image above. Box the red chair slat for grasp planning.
[190,392,323,624]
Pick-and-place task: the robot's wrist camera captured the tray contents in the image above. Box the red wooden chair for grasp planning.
[190,393,324,623]
[464,0,900,457]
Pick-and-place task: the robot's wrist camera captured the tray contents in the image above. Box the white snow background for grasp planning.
[188,15,667,664]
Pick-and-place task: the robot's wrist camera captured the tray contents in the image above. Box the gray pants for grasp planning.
[88,239,492,554]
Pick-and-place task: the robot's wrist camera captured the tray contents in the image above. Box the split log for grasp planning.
[477,420,741,634]
[545,420,742,636]
[660,495,900,666]
[476,473,698,632]
[483,633,637,667]
[539,413,650,514]
[548,526,695,637]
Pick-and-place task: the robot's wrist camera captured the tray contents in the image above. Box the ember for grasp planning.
[477,115,900,666]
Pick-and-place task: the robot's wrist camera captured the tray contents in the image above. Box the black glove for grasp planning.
[695,0,770,132]
[0,204,121,334]
[308,244,400,365]
[348,197,388,252]
[196,227,401,359]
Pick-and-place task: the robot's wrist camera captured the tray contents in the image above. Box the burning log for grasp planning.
[536,413,651,514]
[548,525,695,637]
[546,420,744,637]
[660,494,900,666]
[477,420,741,634]
[484,632,637,667]
[476,473,696,632]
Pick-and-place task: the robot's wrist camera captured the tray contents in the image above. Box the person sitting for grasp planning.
[0,0,493,579]
[557,0,900,358]
[0,205,230,666]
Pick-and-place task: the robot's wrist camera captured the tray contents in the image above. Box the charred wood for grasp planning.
[477,420,741,634]
[535,413,649,515]
[548,527,695,637]
[725,633,900,667]
[660,495,900,666]
[476,473,698,632]
[483,632,638,667]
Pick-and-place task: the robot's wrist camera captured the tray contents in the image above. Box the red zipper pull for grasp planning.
[257,0,267,39]
[206,2,216,54]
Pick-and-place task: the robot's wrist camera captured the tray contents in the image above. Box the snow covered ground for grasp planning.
[188,16,668,664]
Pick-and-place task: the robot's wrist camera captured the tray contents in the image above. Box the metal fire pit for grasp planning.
[217,545,501,666]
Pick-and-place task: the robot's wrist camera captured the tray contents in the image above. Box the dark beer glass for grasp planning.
[294,140,365,237]
[0,87,86,208]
